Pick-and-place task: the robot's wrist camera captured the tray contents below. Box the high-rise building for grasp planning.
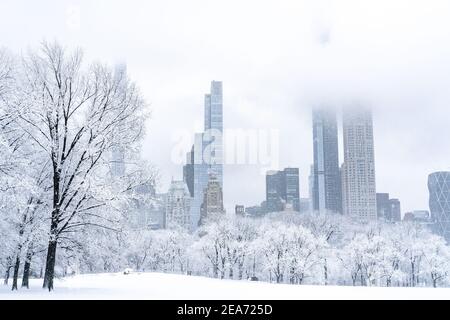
[203,81,223,189]
[284,168,300,211]
[341,107,377,222]
[183,146,195,197]
[266,170,284,213]
[199,174,225,226]
[308,164,315,213]
[312,108,342,214]
[165,180,192,230]
[266,168,300,212]
[110,63,128,178]
[376,193,390,220]
[428,172,450,241]
[188,81,224,231]
[190,133,209,230]
[389,198,401,222]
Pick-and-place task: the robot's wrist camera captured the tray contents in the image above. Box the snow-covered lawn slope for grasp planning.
[1,272,449,300]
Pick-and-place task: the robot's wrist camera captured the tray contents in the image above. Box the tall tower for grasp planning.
[183,146,195,197]
[110,62,128,177]
[203,81,223,189]
[266,170,284,213]
[341,107,377,221]
[187,81,224,230]
[190,133,209,230]
[428,172,450,242]
[312,108,342,214]
[283,168,300,212]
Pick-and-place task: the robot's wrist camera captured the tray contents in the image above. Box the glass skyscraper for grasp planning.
[183,146,195,197]
[428,171,450,242]
[190,133,209,230]
[203,81,223,189]
[312,108,342,214]
[187,81,224,230]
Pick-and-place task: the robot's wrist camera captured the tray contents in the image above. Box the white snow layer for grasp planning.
[1,272,449,300]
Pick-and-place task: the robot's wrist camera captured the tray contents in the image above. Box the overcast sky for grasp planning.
[2,0,450,214]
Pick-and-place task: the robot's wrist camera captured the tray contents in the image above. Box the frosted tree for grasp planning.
[195,222,228,279]
[229,217,258,280]
[256,222,290,283]
[421,235,449,287]
[0,50,50,290]
[7,42,148,291]
[285,225,324,284]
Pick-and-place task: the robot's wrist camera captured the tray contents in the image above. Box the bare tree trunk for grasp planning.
[43,170,60,292]
[11,254,21,291]
[289,268,295,284]
[213,264,218,279]
[3,259,13,286]
[43,239,58,291]
[22,247,33,289]
[238,262,244,280]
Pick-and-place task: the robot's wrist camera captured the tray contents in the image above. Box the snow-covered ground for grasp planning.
[1,272,449,300]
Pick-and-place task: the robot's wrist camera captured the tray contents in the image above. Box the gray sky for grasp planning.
[2,0,450,214]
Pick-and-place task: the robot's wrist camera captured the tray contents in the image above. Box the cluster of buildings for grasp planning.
[113,75,450,242]
[235,105,450,242]
[240,107,382,222]
[110,78,226,232]
[165,81,225,231]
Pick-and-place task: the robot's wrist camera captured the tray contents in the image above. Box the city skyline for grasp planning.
[2,0,450,215]
[176,82,448,218]
[1,1,450,299]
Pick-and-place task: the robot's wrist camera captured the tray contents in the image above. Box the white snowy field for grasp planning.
[0,272,449,300]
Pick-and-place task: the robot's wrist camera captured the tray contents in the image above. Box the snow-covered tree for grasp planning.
[1,41,151,290]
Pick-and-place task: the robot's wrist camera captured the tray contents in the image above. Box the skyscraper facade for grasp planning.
[308,164,315,213]
[190,133,209,230]
[389,199,401,222]
[377,193,402,222]
[266,168,300,212]
[183,146,195,197]
[428,172,450,241]
[199,174,225,226]
[203,81,223,189]
[341,107,377,221]
[312,108,342,214]
[165,180,192,230]
[266,170,284,213]
[376,193,390,220]
[188,81,224,231]
[284,168,300,212]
